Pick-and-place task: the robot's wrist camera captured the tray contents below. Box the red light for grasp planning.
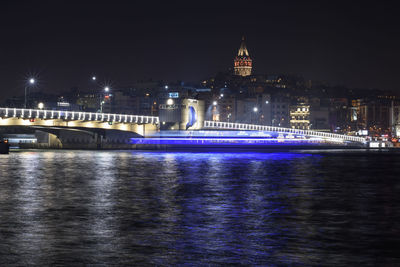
[29,118,35,122]
[104,95,110,99]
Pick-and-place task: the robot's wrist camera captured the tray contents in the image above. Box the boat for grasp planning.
[0,139,10,154]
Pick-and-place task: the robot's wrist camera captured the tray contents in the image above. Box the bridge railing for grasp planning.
[203,120,366,143]
[0,107,159,125]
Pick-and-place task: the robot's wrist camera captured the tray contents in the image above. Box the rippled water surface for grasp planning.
[1,149,400,265]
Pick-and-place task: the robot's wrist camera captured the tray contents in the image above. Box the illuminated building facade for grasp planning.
[391,104,400,137]
[290,104,310,129]
[234,36,252,77]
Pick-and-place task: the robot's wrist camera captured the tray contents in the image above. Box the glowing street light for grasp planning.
[167,98,174,105]
[25,78,36,109]
[220,93,224,98]
[104,86,110,92]
[38,102,44,109]
[253,107,258,112]
[213,101,218,106]
[92,76,96,81]
[265,100,269,104]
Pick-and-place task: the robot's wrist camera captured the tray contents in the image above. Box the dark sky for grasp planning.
[1,0,399,100]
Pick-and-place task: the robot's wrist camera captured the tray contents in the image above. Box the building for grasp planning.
[234,36,252,77]
[309,97,330,130]
[290,98,310,129]
[236,98,258,124]
[271,95,290,127]
[358,98,391,134]
[390,103,400,137]
[216,96,236,122]
[159,98,205,130]
[76,92,100,112]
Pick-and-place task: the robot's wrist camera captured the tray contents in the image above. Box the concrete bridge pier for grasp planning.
[93,131,106,150]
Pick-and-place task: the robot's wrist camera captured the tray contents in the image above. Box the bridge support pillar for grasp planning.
[94,132,104,150]
[48,132,62,149]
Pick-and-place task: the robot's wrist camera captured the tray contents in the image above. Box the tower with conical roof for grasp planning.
[234,36,252,76]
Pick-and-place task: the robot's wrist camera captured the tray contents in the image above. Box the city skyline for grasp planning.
[1,3,400,265]
[1,1,400,100]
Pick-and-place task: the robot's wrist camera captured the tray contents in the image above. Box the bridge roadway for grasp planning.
[0,107,159,136]
[203,120,366,144]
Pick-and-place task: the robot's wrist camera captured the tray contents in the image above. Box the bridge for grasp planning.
[0,107,158,132]
[1,107,366,148]
[0,107,159,149]
[203,120,366,144]
[130,120,367,147]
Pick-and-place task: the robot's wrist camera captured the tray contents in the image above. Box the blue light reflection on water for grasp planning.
[1,150,399,265]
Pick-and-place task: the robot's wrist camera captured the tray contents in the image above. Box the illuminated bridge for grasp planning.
[1,107,366,149]
[0,107,159,149]
[0,107,158,130]
[203,120,366,145]
[130,120,367,148]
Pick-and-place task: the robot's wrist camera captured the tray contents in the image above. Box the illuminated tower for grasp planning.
[234,36,252,76]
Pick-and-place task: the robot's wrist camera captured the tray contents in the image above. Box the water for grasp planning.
[0,149,399,266]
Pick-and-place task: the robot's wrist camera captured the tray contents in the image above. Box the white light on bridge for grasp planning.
[29,78,35,84]
[92,76,96,81]
[104,87,110,92]
[167,98,174,105]
[38,102,44,109]
[253,107,258,112]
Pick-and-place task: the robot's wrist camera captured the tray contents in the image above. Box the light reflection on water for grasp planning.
[0,150,399,265]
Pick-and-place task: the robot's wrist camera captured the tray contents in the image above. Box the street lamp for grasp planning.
[92,76,96,81]
[25,78,35,109]
[252,107,258,124]
[167,98,174,105]
[38,102,44,109]
[104,86,110,92]
[212,101,219,121]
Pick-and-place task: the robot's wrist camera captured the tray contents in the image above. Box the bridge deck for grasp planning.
[203,120,366,143]
[0,107,159,124]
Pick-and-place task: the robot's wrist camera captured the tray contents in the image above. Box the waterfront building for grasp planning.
[271,95,290,127]
[309,97,330,130]
[290,98,310,129]
[391,103,400,137]
[358,98,391,134]
[158,98,205,130]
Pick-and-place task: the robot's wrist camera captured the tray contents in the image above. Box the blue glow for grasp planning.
[130,137,323,146]
[146,130,305,139]
[186,106,196,130]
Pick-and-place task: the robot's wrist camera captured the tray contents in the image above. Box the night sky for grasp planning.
[1,1,399,100]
